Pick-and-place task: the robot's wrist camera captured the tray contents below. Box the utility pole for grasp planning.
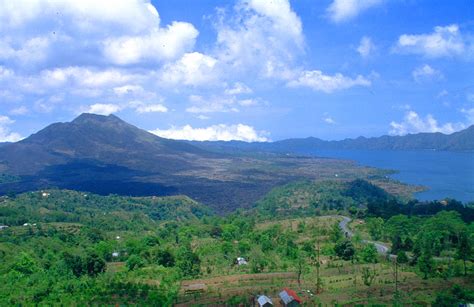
[392,255,400,305]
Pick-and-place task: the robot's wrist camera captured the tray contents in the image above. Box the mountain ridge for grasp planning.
[192,124,474,153]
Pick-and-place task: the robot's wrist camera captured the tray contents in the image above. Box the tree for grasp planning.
[221,242,234,256]
[63,252,84,277]
[250,248,267,273]
[176,247,201,277]
[127,255,145,271]
[84,252,106,276]
[457,231,472,276]
[155,249,175,267]
[361,266,378,301]
[360,244,378,263]
[361,266,378,287]
[396,251,409,264]
[334,240,355,261]
[330,222,342,242]
[418,253,434,279]
[296,252,305,285]
[366,217,384,240]
[311,232,323,294]
[12,252,39,275]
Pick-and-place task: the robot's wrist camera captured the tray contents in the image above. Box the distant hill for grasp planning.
[192,125,474,153]
[0,189,212,230]
[0,114,406,213]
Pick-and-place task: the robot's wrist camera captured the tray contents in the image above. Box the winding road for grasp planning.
[338,216,391,256]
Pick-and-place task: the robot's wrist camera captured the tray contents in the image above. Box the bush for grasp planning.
[126,255,145,271]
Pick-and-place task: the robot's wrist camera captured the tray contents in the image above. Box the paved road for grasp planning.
[338,216,390,256]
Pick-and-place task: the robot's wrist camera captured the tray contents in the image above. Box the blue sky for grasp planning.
[0,0,473,142]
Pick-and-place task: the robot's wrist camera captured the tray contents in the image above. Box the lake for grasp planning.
[301,149,474,203]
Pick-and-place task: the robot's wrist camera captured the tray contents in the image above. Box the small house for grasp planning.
[279,288,302,307]
[112,252,119,258]
[236,257,248,265]
[0,225,8,230]
[257,295,273,307]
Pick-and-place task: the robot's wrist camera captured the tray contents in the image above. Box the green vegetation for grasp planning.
[0,180,472,305]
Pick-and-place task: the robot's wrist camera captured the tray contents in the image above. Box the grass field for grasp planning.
[175,261,473,306]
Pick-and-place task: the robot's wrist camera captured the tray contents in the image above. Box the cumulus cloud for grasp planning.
[214,0,303,79]
[357,36,375,58]
[412,64,443,82]
[103,22,198,65]
[389,110,465,135]
[159,52,219,86]
[224,82,253,95]
[0,0,198,67]
[0,115,22,142]
[149,124,269,142]
[395,24,465,58]
[287,70,371,93]
[327,0,383,23]
[86,103,122,116]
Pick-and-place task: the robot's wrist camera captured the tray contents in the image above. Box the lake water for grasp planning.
[301,149,474,203]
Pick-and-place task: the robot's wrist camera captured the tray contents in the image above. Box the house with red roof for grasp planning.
[279,288,302,306]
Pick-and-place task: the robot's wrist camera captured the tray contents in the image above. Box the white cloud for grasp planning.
[185,94,261,114]
[86,103,122,116]
[461,108,474,124]
[412,64,443,82]
[0,65,14,79]
[437,89,449,99]
[134,103,168,114]
[389,110,465,135]
[0,0,159,31]
[287,70,371,93]
[324,117,336,125]
[0,115,22,142]
[9,106,29,115]
[395,24,465,58]
[149,123,269,142]
[159,52,219,86]
[327,0,383,23]
[113,85,144,96]
[84,100,169,115]
[357,36,375,58]
[224,82,253,95]
[37,67,136,90]
[186,95,240,113]
[196,115,210,120]
[214,0,303,79]
[0,0,198,66]
[103,22,198,65]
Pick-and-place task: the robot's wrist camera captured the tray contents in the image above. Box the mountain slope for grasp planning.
[0,113,212,175]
